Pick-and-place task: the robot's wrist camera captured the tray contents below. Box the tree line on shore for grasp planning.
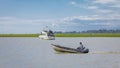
[54,29,120,34]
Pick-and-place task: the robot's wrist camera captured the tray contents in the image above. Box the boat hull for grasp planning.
[39,35,55,40]
[52,44,89,53]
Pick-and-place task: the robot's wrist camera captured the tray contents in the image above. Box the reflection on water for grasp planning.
[0,37,120,68]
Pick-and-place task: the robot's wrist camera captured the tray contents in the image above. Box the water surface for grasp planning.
[0,37,120,68]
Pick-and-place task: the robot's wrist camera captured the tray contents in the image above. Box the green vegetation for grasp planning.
[0,33,120,37]
[55,33,120,37]
[0,34,39,37]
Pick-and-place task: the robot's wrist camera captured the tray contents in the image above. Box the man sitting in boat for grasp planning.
[77,42,85,51]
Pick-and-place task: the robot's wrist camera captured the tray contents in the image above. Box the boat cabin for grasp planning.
[39,30,55,40]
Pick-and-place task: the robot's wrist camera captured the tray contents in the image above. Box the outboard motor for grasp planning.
[81,48,89,53]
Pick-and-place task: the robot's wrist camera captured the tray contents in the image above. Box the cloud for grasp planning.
[97,9,114,13]
[62,15,120,29]
[87,6,98,9]
[110,4,120,8]
[69,1,85,8]
[63,14,120,21]
[1,15,120,25]
[69,1,77,5]
[0,17,13,20]
[0,17,58,33]
[0,15,120,33]
[86,6,114,14]
[69,0,120,14]
[93,0,118,4]
[69,1,87,7]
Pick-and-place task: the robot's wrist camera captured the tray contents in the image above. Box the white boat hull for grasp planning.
[39,35,55,40]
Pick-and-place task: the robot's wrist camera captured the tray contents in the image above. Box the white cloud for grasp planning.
[0,17,53,25]
[110,4,120,8]
[0,15,120,33]
[1,15,120,25]
[86,6,114,13]
[69,0,120,15]
[69,1,77,5]
[93,0,117,4]
[97,9,114,13]
[0,17,17,21]
[69,1,84,8]
[87,6,98,9]
[90,22,110,26]
[63,14,120,21]
[0,17,58,33]
[0,17,14,19]
[62,15,120,28]
[91,21,120,28]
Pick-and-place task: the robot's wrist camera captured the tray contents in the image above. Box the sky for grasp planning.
[0,0,120,33]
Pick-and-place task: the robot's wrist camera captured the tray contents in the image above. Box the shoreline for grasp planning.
[0,33,120,37]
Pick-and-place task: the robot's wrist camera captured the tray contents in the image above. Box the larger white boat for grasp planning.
[39,30,55,40]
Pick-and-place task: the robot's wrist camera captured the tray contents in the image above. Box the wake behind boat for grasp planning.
[51,44,89,53]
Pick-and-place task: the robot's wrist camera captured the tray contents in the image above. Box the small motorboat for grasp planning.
[51,44,89,53]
